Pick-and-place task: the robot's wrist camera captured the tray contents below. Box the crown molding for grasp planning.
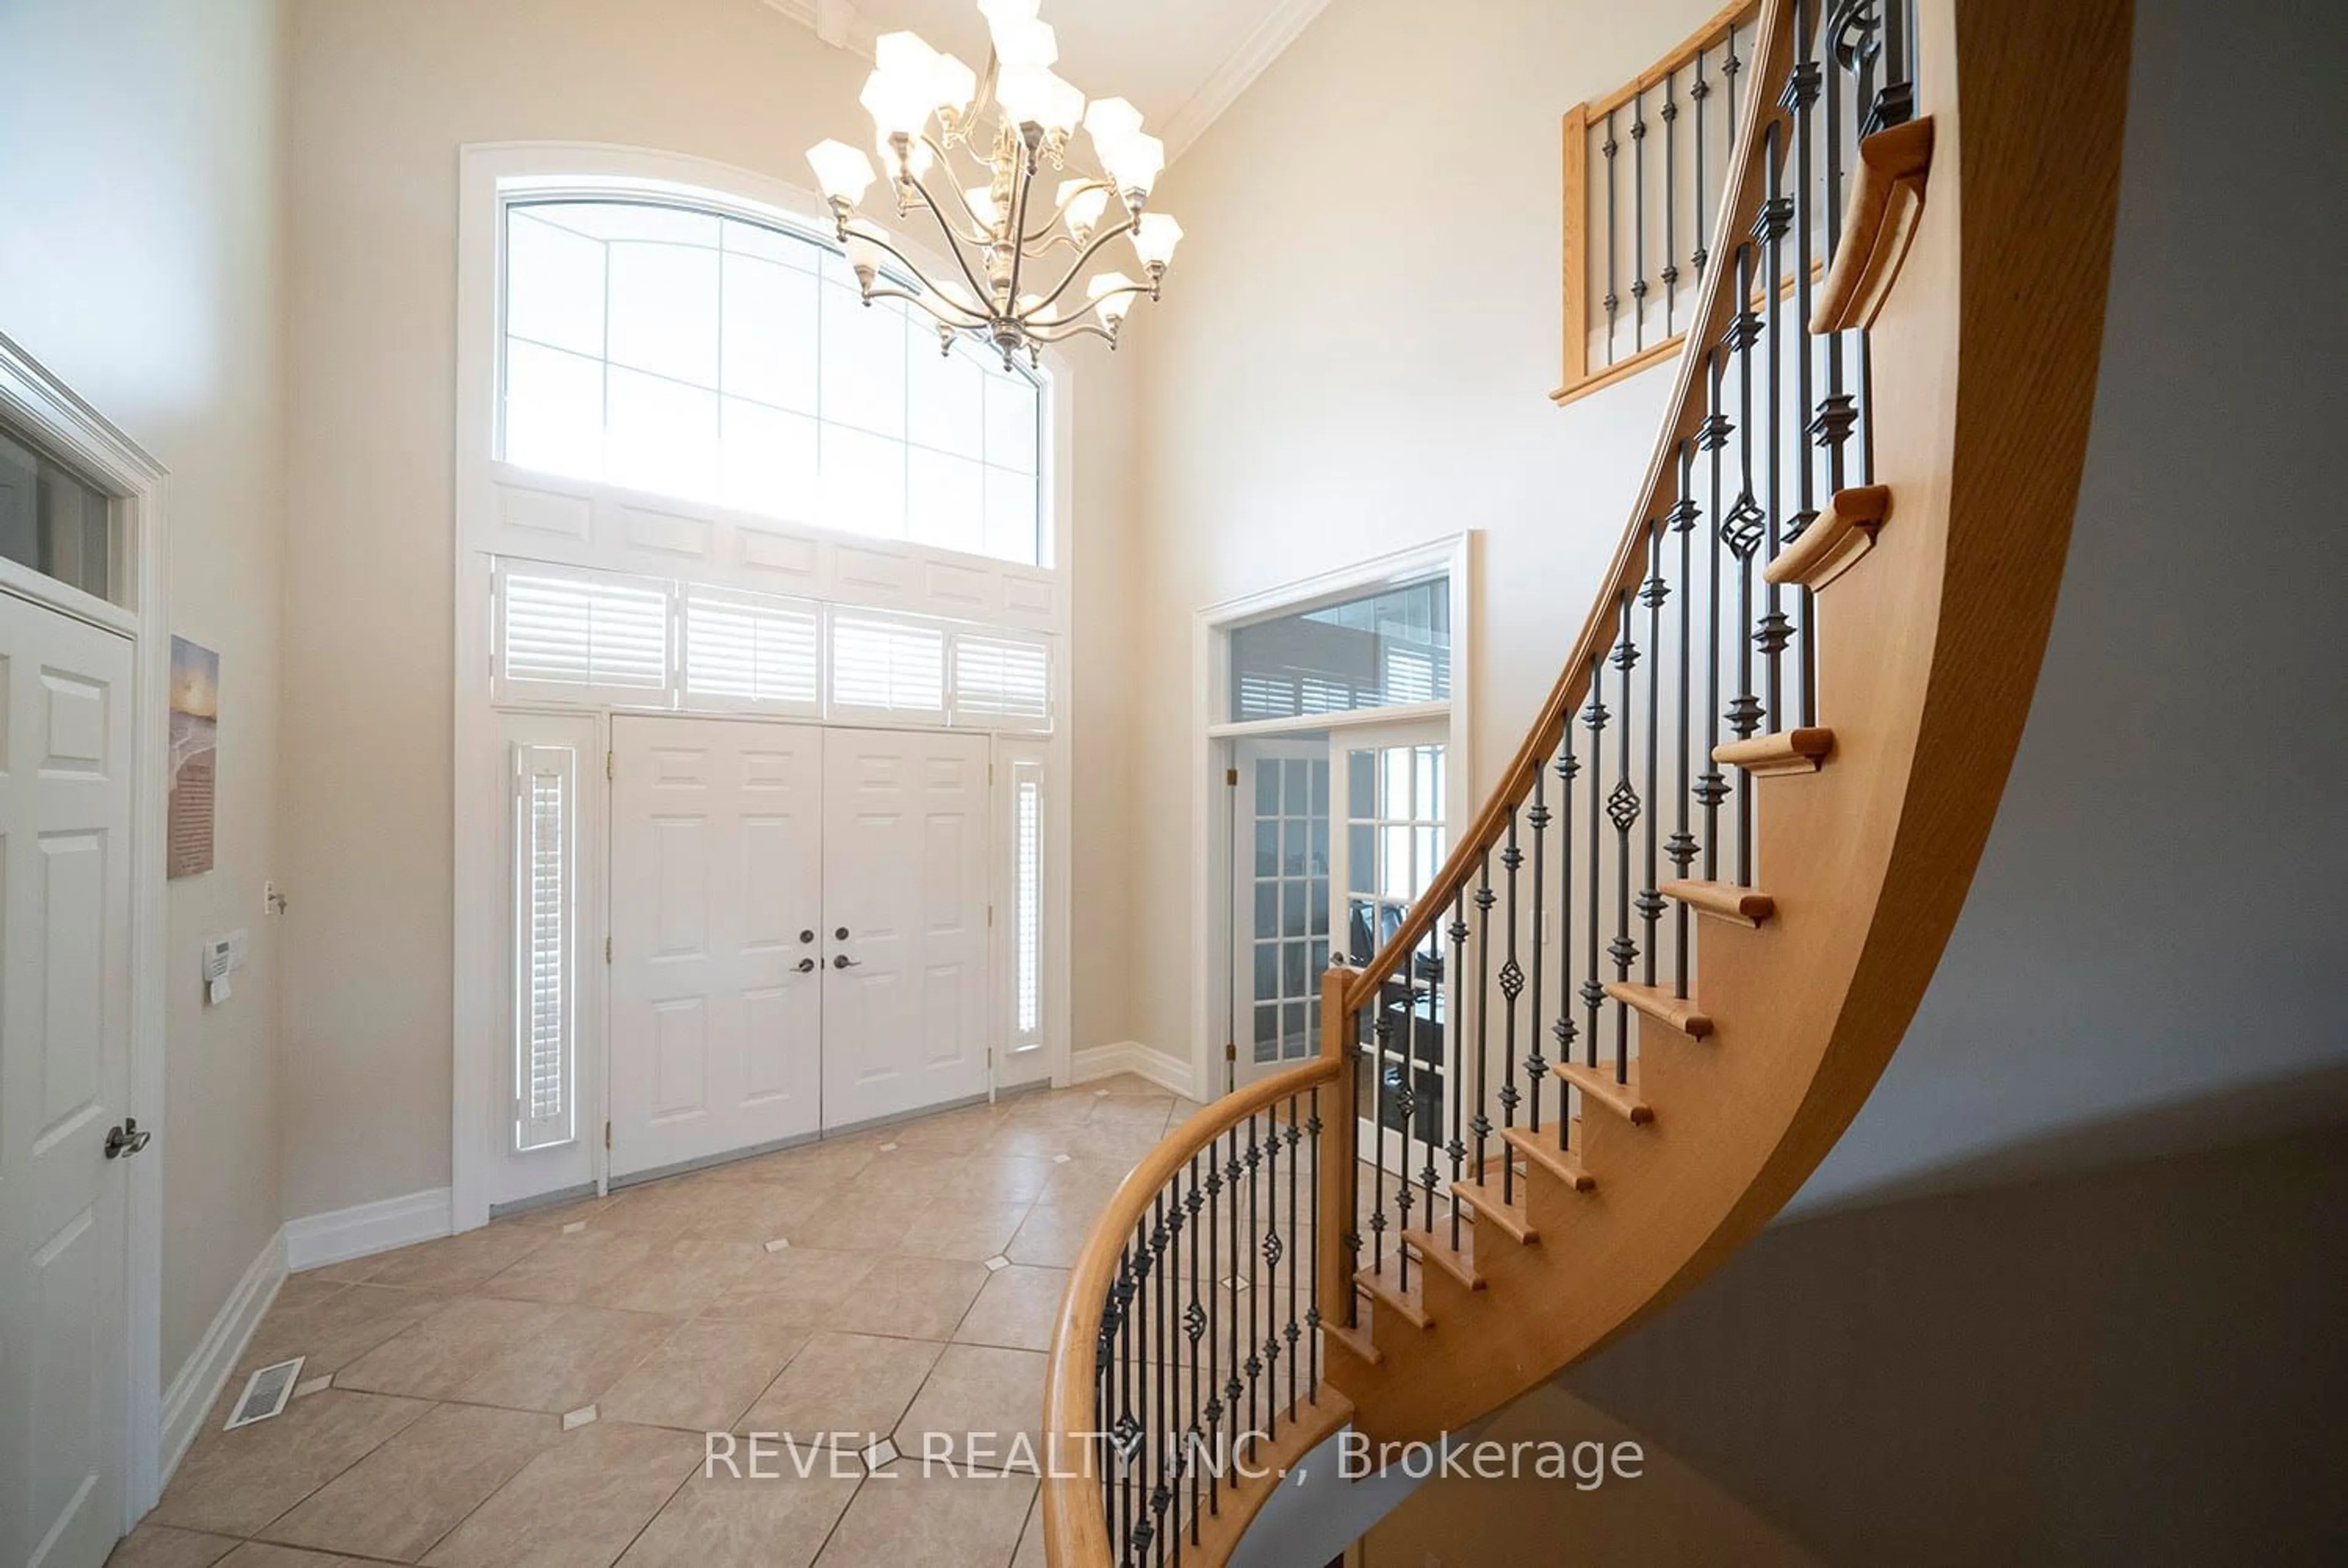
[1157,0,1331,160]
[759,0,1329,164]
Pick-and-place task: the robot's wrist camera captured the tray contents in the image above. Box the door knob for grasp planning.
[104,1117,152,1160]
[834,926,850,941]
[799,929,815,944]
[796,957,818,973]
[832,954,862,969]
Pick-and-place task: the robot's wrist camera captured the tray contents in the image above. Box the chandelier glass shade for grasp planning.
[805,0,1181,367]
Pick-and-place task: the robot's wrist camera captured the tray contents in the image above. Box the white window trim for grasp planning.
[1188,533,1475,1103]
[452,145,1074,1234]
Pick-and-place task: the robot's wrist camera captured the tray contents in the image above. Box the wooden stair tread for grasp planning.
[1355,1257,1433,1330]
[1449,1176,1539,1245]
[1660,878,1776,927]
[1501,1125,1597,1192]
[1400,1226,1485,1290]
[1812,116,1936,333]
[1767,485,1892,590]
[1604,982,1714,1039]
[1714,727,1835,776]
[1556,1058,1655,1125]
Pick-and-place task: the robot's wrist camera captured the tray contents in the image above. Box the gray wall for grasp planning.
[1795,0,2348,1212]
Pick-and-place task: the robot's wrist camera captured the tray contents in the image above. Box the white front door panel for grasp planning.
[0,592,134,1568]
[820,728,990,1128]
[608,716,823,1179]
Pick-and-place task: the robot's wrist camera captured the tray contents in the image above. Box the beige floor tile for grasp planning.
[258,1402,556,1561]
[847,1147,973,1202]
[882,1105,1006,1155]
[975,1120,1079,1160]
[851,1254,989,1341]
[148,1389,433,1536]
[104,1523,238,1568]
[951,1266,1066,1353]
[597,1318,811,1433]
[337,1295,675,1413]
[236,1283,454,1380]
[496,1190,619,1228]
[895,1200,1029,1264]
[716,1137,876,1191]
[216,1545,382,1568]
[423,1421,703,1568]
[596,1237,764,1316]
[332,1295,552,1401]
[1036,1159,1132,1221]
[615,1467,861,1568]
[940,1155,1057,1205]
[475,1226,647,1304]
[339,1225,552,1290]
[1087,1073,1171,1099]
[1004,1204,1092,1269]
[736,1331,942,1446]
[783,1187,926,1253]
[811,1465,1036,1568]
[1058,1121,1166,1165]
[892,1344,1047,1472]
[700,1246,879,1327]
[596,1175,824,1245]
[1088,1095,1175,1132]
[1009,1492,1045,1568]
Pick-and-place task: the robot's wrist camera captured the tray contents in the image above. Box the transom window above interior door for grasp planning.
[1228,575,1450,723]
[500,196,1046,565]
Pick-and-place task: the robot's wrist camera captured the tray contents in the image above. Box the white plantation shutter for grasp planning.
[514,744,576,1151]
[682,587,820,710]
[498,562,671,700]
[829,612,946,718]
[952,635,1051,729]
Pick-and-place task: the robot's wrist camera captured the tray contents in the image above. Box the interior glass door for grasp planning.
[1231,738,1330,1083]
[1331,724,1449,1149]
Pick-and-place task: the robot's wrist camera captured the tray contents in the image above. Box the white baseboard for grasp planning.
[1069,1040,1197,1099]
[160,1227,286,1485]
[283,1187,452,1273]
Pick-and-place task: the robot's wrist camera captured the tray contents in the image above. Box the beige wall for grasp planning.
[1121,0,1716,1067]
[279,0,1140,1219]
[0,0,288,1382]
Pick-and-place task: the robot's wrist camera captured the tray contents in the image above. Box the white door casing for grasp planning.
[608,716,824,1179]
[0,592,135,1568]
[820,727,991,1128]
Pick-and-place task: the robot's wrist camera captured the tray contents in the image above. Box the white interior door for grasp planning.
[608,716,824,1180]
[1230,738,1331,1086]
[0,591,134,1568]
[820,727,990,1128]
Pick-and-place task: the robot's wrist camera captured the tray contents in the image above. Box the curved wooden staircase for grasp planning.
[1044,0,2133,1560]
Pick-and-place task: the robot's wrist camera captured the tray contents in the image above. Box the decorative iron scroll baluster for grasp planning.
[1698,351,1730,886]
[1554,719,1578,1149]
[1603,108,1620,363]
[1224,1126,1244,1454]
[1661,67,1680,337]
[1148,1190,1167,1560]
[1787,0,1823,728]
[1727,240,1765,888]
[1184,1152,1203,1544]
[1631,88,1648,355]
[1243,1117,1261,1454]
[1581,673,1607,1069]
[1757,125,1793,737]
[1609,588,1641,1084]
[1368,1009,1390,1281]
[1497,813,1524,1203]
[1395,935,1417,1284]
[1260,1112,1280,1446]
[1202,1137,1221,1518]
[1525,770,1549,1136]
[1285,1098,1303,1419]
[1470,856,1495,1199]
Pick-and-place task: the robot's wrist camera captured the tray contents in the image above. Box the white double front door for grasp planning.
[0,590,135,1568]
[607,718,989,1180]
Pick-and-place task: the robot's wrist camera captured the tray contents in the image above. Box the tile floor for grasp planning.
[114,1075,1205,1568]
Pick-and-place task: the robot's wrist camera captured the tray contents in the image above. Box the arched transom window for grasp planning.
[500,197,1046,565]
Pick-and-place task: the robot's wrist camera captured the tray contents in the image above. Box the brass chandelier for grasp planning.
[805,0,1182,367]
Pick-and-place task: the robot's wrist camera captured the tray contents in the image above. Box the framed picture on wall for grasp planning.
[168,635,217,878]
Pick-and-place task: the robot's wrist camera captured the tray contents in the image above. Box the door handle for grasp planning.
[834,926,851,941]
[104,1117,152,1160]
[832,954,862,969]
[796,957,818,974]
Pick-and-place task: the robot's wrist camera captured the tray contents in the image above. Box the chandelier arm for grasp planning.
[923,136,997,242]
[841,223,992,325]
[1021,177,1113,247]
[867,285,991,334]
[1025,279,1150,333]
[1025,319,1118,347]
[1003,141,1041,315]
[1014,214,1140,322]
[904,178,1005,314]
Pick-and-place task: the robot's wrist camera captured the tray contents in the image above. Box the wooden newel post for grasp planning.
[1316,964,1359,1334]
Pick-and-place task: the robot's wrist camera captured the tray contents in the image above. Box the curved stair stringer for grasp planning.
[1326,0,2133,1445]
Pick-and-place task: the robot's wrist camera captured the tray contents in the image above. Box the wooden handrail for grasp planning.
[1039,1051,1344,1567]
[1347,0,1798,1017]
[1556,0,1762,405]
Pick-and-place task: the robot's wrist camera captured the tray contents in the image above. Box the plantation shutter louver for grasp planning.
[683,588,821,710]
[499,563,671,701]
[829,612,947,718]
[952,635,1051,729]
[514,744,577,1152]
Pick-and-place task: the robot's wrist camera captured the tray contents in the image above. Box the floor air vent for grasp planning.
[223,1356,305,1430]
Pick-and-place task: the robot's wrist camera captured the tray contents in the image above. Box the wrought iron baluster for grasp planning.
[1641,520,1667,988]
[1816,4,1855,502]
[1145,1192,1163,1564]
[1609,588,1641,1084]
[1631,88,1648,354]
[1445,893,1469,1247]
[1285,1097,1302,1420]
[1224,1126,1244,1467]
[1554,720,1578,1149]
[1261,1111,1280,1446]
[1416,923,1441,1261]
[1185,1154,1205,1544]
[1306,1086,1323,1401]
[1668,445,1700,996]
[1727,241,1766,887]
[1662,67,1680,338]
[1699,350,1731,886]
[1757,125,1793,737]
[1203,1137,1221,1517]
[1395,930,1417,1285]
[1470,857,1495,1198]
[1603,108,1620,364]
[1497,812,1524,1203]
[1691,47,1711,282]
[1582,671,1607,1070]
[1244,1117,1262,1456]
[1525,771,1549,1137]
[1369,1009,1391,1281]
[1788,1,1823,729]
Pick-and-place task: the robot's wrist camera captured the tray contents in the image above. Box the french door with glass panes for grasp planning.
[1231,740,1331,1084]
[1329,723,1449,1163]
